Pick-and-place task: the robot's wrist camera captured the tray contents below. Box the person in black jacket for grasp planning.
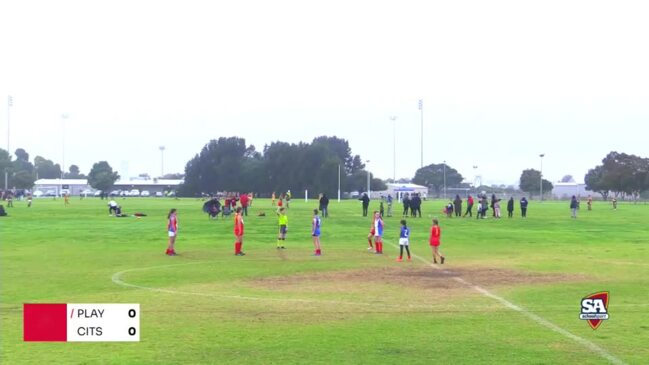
[360,193,370,217]
[320,193,330,218]
[411,193,422,218]
[570,195,579,218]
[490,194,497,217]
[453,195,462,217]
[520,197,529,218]
[402,194,411,217]
[507,197,514,218]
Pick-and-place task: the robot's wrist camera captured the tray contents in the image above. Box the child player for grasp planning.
[312,209,322,256]
[396,219,411,262]
[373,211,384,254]
[234,207,245,256]
[367,211,377,251]
[166,208,178,256]
[429,218,445,264]
[276,207,288,249]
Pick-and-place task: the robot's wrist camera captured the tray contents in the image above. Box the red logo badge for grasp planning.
[580,292,609,329]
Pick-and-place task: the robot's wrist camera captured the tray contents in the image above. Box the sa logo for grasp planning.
[580,292,609,329]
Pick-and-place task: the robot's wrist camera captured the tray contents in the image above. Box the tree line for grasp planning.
[585,152,649,200]
[0,148,86,189]
[179,136,386,197]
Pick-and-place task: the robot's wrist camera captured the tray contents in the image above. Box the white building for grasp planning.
[374,183,428,201]
[551,182,602,200]
[33,179,90,196]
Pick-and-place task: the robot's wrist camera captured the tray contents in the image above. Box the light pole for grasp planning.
[390,116,397,181]
[418,99,423,168]
[539,153,545,201]
[366,160,371,198]
[159,146,166,176]
[60,114,68,196]
[337,163,341,203]
[473,165,478,193]
[443,160,447,199]
[5,95,12,190]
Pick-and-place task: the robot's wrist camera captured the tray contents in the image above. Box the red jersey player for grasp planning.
[367,211,377,251]
[234,207,245,256]
[166,208,178,256]
[429,219,445,264]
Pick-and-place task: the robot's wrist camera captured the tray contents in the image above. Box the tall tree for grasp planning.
[88,161,120,193]
[519,169,553,197]
[412,163,464,197]
[560,175,574,183]
[34,156,62,179]
[584,165,609,200]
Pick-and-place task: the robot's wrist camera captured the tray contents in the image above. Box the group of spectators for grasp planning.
[445,193,529,219]
[203,192,253,219]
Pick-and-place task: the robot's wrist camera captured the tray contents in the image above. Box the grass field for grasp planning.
[1,197,648,364]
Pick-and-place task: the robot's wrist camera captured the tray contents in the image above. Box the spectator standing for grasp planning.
[453,195,462,217]
[239,192,249,216]
[386,194,393,217]
[360,193,370,217]
[464,195,474,217]
[402,194,411,217]
[507,197,514,218]
[570,195,579,218]
[520,197,529,218]
[319,193,330,218]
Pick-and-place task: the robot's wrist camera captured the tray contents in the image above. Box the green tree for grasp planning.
[584,165,609,200]
[519,169,553,197]
[88,161,120,193]
[65,164,86,179]
[34,156,62,179]
[412,163,464,198]
[11,170,35,189]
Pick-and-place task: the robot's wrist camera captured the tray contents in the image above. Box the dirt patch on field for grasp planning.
[249,265,580,293]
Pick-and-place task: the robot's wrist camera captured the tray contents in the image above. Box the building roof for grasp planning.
[35,179,88,185]
[386,183,427,191]
[113,179,183,186]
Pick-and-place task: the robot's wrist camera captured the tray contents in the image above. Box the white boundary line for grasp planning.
[387,241,626,365]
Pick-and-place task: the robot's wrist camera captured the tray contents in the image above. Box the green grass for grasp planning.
[1,197,648,364]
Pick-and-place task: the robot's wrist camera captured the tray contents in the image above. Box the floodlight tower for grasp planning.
[539,153,545,201]
[159,146,166,177]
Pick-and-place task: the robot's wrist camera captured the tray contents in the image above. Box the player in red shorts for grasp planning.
[367,211,377,251]
[233,207,245,256]
[166,208,178,256]
[429,218,445,264]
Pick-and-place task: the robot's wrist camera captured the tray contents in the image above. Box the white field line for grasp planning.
[386,240,626,365]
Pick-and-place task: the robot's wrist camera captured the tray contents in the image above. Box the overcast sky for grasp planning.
[1,0,647,186]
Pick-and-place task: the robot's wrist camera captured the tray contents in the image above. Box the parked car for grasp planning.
[33,190,44,198]
[155,191,163,197]
[44,189,57,197]
[140,190,150,197]
[94,190,102,197]
[110,190,121,197]
[81,189,94,196]
[129,189,140,196]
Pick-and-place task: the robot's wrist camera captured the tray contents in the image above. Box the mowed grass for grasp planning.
[1,196,648,364]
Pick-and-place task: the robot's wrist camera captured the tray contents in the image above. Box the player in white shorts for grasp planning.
[396,219,411,262]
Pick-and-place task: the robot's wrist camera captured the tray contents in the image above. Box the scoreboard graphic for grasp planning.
[24,304,140,342]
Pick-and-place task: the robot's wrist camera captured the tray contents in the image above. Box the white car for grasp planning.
[140,190,150,197]
[129,189,140,196]
[81,189,94,196]
[94,190,102,197]
[155,191,163,197]
[33,190,44,197]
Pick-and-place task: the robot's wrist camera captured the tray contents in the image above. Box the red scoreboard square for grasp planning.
[23,304,67,342]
